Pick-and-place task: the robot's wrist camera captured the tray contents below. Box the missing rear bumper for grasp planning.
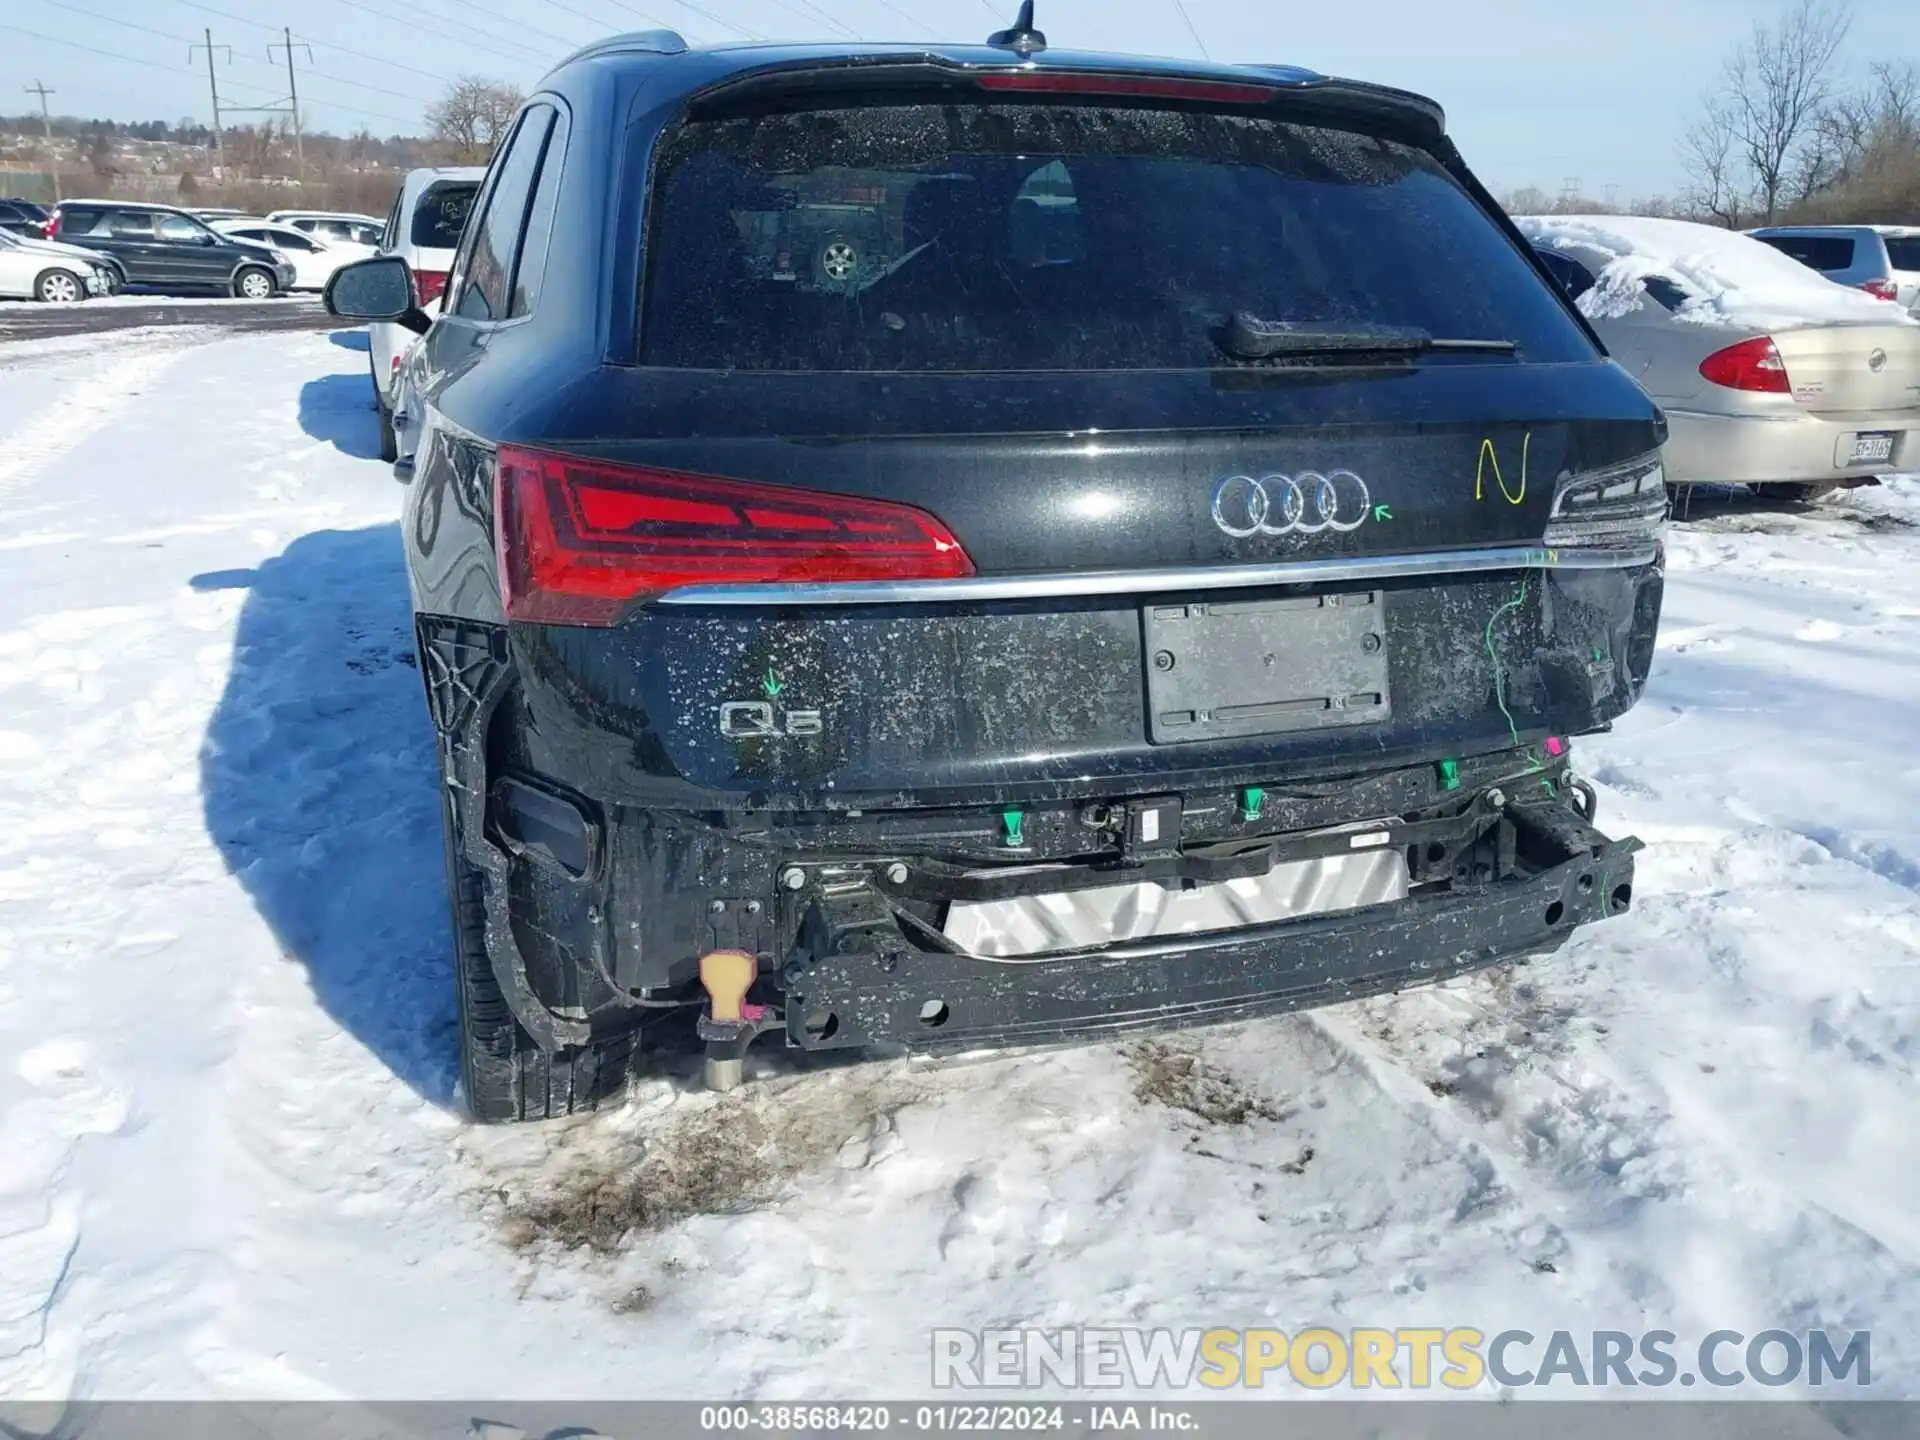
[782,817,1639,1054]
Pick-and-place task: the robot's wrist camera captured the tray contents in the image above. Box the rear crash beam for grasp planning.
[776,803,1638,1055]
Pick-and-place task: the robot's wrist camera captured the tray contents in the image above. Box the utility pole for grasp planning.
[187,30,230,162]
[267,28,313,177]
[24,80,57,200]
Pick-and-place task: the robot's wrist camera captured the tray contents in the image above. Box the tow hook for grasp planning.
[696,949,781,1093]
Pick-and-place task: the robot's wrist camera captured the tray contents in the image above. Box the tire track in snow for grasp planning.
[0,342,192,505]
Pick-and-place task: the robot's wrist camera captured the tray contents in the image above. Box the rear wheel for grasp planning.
[439,781,638,1124]
[34,268,83,303]
[812,235,861,286]
[233,266,276,299]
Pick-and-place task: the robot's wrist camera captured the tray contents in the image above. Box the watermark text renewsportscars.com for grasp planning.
[931,1327,1871,1391]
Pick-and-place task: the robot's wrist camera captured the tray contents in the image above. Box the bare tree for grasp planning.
[1805,60,1919,194]
[1723,0,1853,221]
[1681,98,1746,227]
[426,77,523,164]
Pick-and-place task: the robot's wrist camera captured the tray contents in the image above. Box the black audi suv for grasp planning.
[324,14,1668,1122]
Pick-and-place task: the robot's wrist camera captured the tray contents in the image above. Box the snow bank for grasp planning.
[1516,214,1917,330]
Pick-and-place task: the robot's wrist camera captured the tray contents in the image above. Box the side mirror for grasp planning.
[324,255,432,334]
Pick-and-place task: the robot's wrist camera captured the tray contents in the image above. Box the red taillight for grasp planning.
[43,214,59,237]
[1863,278,1899,302]
[413,269,449,307]
[1699,335,1791,394]
[493,447,976,624]
[976,72,1278,104]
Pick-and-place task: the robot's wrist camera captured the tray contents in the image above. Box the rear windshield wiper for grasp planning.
[1217,312,1519,361]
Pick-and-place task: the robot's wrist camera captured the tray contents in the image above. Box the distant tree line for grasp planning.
[1681,0,1919,226]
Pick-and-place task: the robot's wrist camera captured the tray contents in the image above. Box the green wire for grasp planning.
[1485,574,1531,748]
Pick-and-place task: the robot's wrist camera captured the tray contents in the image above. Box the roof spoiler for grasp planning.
[682,59,1447,141]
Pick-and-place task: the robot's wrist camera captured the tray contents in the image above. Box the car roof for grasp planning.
[1749,224,1882,237]
[534,31,1446,139]
[58,199,190,213]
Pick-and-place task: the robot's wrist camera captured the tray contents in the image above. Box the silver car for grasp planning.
[1747,224,1920,311]
[1521,215,1920,498]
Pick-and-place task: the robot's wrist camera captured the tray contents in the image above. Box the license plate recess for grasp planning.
[1144,591,1391,744]
[1848,432,1895,465]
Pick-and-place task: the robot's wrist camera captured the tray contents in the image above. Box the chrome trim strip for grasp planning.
[656,543,1658,607]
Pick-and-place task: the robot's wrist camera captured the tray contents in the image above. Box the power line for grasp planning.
[325,0,556,67]
[24,0,424,127]
[1169,0,1211,59]
[33,0,196,48]
[630,0,765,42]
[268,27,313,172]
[187,28,229,152]
[754,0,861,38]
[863,0,942,38]
[25,78,60,200]
[164,0,461,89]
[0,21,214,80]
[167,0,554,73]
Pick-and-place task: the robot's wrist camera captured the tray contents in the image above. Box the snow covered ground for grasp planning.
[0,326,1916,1408]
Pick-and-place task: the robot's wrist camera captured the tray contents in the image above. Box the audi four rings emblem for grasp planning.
[1210,471,1372,538]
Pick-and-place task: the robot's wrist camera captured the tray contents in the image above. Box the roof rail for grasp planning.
[553,29,688,70]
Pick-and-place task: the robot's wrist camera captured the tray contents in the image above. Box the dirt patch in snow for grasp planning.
[496,1076,910,1253]
[1127,1041,1286,1126]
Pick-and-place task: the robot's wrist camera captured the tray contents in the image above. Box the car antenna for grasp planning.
[988,0,1047,56]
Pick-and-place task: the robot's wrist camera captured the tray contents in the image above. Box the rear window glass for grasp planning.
[1884,237,1920,271]
[640,101,1596,371]
[1753,234,1855,272]
[411,182,480,249]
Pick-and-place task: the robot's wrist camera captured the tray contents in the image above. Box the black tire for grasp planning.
[377,398,398,464]
[439,786,638,1124]
[232,265,277,299]
[34,268,84,304]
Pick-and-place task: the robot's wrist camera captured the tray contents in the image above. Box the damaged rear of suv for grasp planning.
[324,20,1666,1122]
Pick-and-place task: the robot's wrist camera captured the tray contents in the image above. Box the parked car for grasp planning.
[1522,215,1920,498]
[267,210,387,248]
[365,169,484,461]
[0,198,53,238]
[323,25,1664,1122]
[1748,225,1920,309]
[213,219,374,291]
[0,227,114,301]
[49,201,296,297]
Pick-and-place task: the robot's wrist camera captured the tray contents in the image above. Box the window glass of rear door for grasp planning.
[639,99,1597,371]
[457,106,553,321]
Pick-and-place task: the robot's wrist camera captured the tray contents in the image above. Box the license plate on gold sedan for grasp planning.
[1848,432,1895,465]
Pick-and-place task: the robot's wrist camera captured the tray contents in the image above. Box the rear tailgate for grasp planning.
[503,76,1666,807]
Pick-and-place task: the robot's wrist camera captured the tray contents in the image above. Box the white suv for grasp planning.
[367,170,485,460]
[266,210,387,247]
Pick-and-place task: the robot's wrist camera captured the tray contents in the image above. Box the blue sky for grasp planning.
[1,0,1910,196]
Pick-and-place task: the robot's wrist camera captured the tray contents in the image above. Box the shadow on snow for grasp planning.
[200,367,457,1107]
[197,523,456,1107]
[298,370,384,461]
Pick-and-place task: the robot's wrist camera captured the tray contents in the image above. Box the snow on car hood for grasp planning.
[1516,214,1918,330]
